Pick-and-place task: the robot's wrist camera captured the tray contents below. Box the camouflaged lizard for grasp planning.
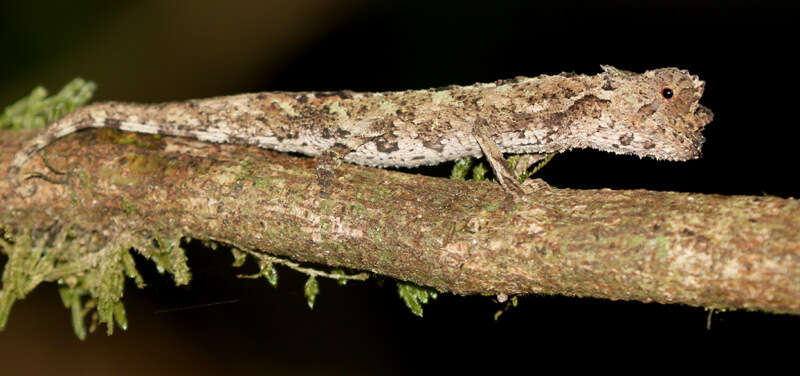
[8,65,713,197]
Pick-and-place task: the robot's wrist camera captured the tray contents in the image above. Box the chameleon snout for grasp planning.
[692,104,714,130]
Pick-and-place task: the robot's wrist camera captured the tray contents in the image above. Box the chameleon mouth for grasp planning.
[676,104,713,160]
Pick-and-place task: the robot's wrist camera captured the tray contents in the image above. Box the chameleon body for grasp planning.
[8,65,713,196]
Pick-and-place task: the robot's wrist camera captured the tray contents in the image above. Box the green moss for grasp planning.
[263,264,279,287]
[0,224,164,338]
[374,249,393,265]
[304,276,320,309]
[369,185,394,198]
[627,235,647,248]
[239,255,279,287]
[100,165,138,187]
[471,162,489,181]
[397,281,438,317]
[97,128,162,149]
[120,197,138,216]
[484,201,501,212]
[319,218,332,232]
[507,155,521,172]
[127,154,168,175]
[0,78,96,131]
[147,235,191,285]
[318,199,337,215]
[349,202,367,217]
[231,248,248,267]
[450,157,474,180]
[494,295,519,320]
[330,269,350,286]
[0,230,53,330]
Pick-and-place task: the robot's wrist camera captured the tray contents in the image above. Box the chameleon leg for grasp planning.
[8,146,73,197]
[473,118,526,199]
[27,149,69,184]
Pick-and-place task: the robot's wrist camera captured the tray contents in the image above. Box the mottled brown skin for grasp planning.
[8,66,713,196]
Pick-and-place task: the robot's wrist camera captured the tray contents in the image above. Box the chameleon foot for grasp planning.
[473,118,525,199]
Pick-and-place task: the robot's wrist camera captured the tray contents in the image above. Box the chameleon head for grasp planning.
[596,65,714,161]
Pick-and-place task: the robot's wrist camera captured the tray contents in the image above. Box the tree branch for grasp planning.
[2,128,800,322]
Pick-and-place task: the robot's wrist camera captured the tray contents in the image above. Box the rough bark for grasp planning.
[2,129,799,315]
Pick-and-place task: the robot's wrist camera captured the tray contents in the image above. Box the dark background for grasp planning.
[1,0,798,373]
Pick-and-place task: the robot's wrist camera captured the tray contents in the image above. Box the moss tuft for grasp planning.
[397,281,438,317]
[0,78,95,130]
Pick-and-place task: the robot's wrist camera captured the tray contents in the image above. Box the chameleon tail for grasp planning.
[8,106,101,196]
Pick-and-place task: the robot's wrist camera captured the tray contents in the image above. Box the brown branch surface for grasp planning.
[2,129,800,314]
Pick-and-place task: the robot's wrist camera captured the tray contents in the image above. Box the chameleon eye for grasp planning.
[661,88,674,99]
